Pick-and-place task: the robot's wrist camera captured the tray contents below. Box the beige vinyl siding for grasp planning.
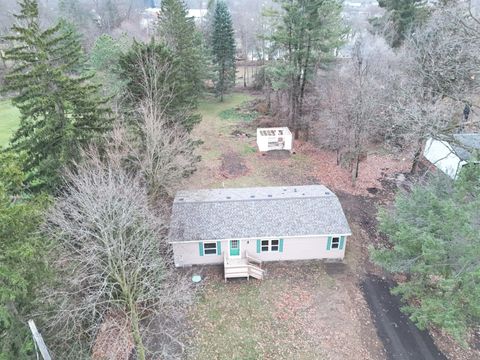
[172,236,347,267]
[172,241,225,267]
[248,236,346,261]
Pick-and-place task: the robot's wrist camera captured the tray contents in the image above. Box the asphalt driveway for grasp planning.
[361,275,447,360]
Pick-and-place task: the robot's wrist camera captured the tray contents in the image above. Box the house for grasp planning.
[187,9,208,24]
[169,185,352,280]
[256,127,293,152]
[423,134,480,179]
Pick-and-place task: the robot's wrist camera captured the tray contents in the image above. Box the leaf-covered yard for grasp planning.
[187,263,384,360]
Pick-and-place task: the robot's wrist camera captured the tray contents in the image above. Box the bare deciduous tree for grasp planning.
[313,3,480,179]
[316,34,397,184]
[397,2,480,172]
[121,41,201,200]
[43,149,193,360]
[128,101,200,201]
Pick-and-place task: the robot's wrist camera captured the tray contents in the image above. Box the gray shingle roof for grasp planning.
[169,185,351,242]
[452,133,480,161]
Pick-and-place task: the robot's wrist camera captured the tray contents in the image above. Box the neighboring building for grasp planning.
[140,7,160,34]
[188,8,208,24]
[169,185,352,280]
[423,134,480,179]
[256,127,293,152]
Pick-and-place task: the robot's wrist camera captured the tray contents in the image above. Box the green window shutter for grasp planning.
[256,239,261,253]
[217,241,222,255]
[326,236,332,250]
[199,242,204,256]
[339,236,345,250]
[279,238,284,252]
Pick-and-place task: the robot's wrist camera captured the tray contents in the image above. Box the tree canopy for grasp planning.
[266,0,345,134]
[157,0,207,102]
[2,0,111,191]
[0,154,50,359]
[211,0,236,101]
[371,163,480,341]
[118,39,200,130]
[375,0,429,47]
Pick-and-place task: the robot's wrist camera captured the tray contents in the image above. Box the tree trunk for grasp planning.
[266,87,271,113]
[352,153,360,185]
[298,37,312,127]
[130,305,146,360]
[290,83,297,133]
[411,138,424,174]
[243,65,247,88]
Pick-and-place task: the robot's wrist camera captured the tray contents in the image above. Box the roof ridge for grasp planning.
[174,194,337,205]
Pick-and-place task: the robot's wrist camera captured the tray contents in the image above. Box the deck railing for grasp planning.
[223,251,264,281]
[245,251,262,265]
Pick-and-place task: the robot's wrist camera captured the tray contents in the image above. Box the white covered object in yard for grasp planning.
[256,127,293,152]
[423,134,480,179]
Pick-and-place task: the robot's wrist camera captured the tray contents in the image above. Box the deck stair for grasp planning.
[224,251,265,281]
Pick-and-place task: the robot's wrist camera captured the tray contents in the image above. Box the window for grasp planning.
[204,242,217,255]
[261,239,279,252]
[331,237,340,249]
[271,239,279,251]
[261,240,269,252]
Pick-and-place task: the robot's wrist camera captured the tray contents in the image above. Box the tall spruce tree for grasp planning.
[2,0,110,191]
[211,0,236,101]
[157,0,206,102]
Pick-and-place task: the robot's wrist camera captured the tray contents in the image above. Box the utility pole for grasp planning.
[28,320,52,360]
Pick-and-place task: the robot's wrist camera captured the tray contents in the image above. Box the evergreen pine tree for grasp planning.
[158,0,206,99]
[0,172,50,358]
[156,0,206,127]
[371,163,480,341]
[2,0,111,191]
[376,0,429,47]
[267,0,345,135]
[211,1,236,101]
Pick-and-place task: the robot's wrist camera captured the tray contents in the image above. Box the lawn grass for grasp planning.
[188,264,331,360]
[187,91,310,189]
[198,93,252,120]
[0,100,20,148]
[219,107,258,123]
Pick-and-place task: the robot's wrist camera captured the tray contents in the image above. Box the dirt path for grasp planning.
[361,275,447,360]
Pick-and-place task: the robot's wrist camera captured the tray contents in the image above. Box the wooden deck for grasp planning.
[224,251,265,281]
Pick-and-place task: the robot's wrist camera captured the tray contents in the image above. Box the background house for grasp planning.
[423,134,480,179]
[169,185,351,270]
